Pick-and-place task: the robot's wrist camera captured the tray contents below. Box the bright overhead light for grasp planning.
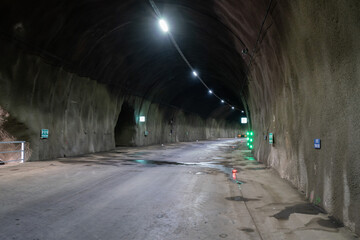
[241,110,244,113]
[241,117,248,124]
[192,71,198,76]
[231,106,235,110]
[159,19,169,32]
[208,90,213,94]
[221,100,224,103]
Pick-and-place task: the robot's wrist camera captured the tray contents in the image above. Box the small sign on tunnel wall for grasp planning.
[314,139,321,149]
[269,133,273,144]
[41,129,49,139]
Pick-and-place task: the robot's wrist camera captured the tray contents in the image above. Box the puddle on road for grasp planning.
[272,203,325,220]
[129,159,183,166]
[287,217,346,233]
[317,217,344,229]
[58,141,261,185]
[125,159,235,178]
[188,161,233,175]
[246,167,268,171]
[240,228,255,233]
[303,217,343,231]
[226,196,260,202]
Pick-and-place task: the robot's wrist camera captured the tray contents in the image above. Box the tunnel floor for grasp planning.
[0,139,358,240]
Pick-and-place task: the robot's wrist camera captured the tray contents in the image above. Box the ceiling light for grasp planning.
[192,71,198,76]
[208,90,213,94]
[159,19,169,32]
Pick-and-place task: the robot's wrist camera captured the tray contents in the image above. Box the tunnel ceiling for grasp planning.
[0,0,271,120]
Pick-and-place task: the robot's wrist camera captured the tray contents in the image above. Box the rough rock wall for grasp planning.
[0,39,243,161]
[0,40,121,160]
[242,0,359,234]
[115,97,242,147]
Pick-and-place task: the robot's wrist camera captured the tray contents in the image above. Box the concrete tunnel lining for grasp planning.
[0,0,359,235]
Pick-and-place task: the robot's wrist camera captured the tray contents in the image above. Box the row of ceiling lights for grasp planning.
[157,14,244,114]
[192,70,235,109]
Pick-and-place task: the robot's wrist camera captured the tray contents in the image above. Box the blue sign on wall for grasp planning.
[314,139,321,149]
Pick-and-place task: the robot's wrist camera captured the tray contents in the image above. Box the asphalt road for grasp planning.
[0,139,358,240]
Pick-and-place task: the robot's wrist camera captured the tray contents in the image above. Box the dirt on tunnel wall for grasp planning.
[0,39,243,161]
[221,0,360,234]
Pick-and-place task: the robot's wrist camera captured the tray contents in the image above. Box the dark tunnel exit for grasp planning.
[115,102,136,147]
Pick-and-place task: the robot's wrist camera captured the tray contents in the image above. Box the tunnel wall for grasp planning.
[0,39,242,160]
[116,97,242,147]
[243,0,360,234]
[0,40,121,160]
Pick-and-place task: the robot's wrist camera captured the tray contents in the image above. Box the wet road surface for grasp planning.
[0,139,358,240]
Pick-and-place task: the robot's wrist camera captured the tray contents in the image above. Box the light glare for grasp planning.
[193,71,198,76]
[159,19,169,32]
[241,117,248,124]
[209,90,213,94]
[221,100,224,103]
[139,116,146,122]
[231,106,235,110]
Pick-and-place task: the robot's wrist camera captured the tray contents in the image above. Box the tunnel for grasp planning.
[115,101,137,146]
[0,0,359,238]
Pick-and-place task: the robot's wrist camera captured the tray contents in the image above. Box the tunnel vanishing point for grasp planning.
[0,0,359,236]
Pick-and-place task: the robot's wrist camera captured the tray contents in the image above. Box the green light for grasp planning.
[247,143,250,146]
[246,131,249,135]
[247,137,250,141]
[250,139,253,142]
[250,131,254,136]
[250,145,253,149]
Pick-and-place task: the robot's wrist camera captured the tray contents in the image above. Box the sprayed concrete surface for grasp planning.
[0,139,358,240]
[0,39,242,162]
[0,0,359,233]
[216,0,360,233]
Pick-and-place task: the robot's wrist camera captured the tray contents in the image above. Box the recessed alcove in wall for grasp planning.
[114,102,136,147]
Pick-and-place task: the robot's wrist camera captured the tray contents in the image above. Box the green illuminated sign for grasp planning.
[269,133,273,144]
[41,129,49,139]
[247,130,254,150]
